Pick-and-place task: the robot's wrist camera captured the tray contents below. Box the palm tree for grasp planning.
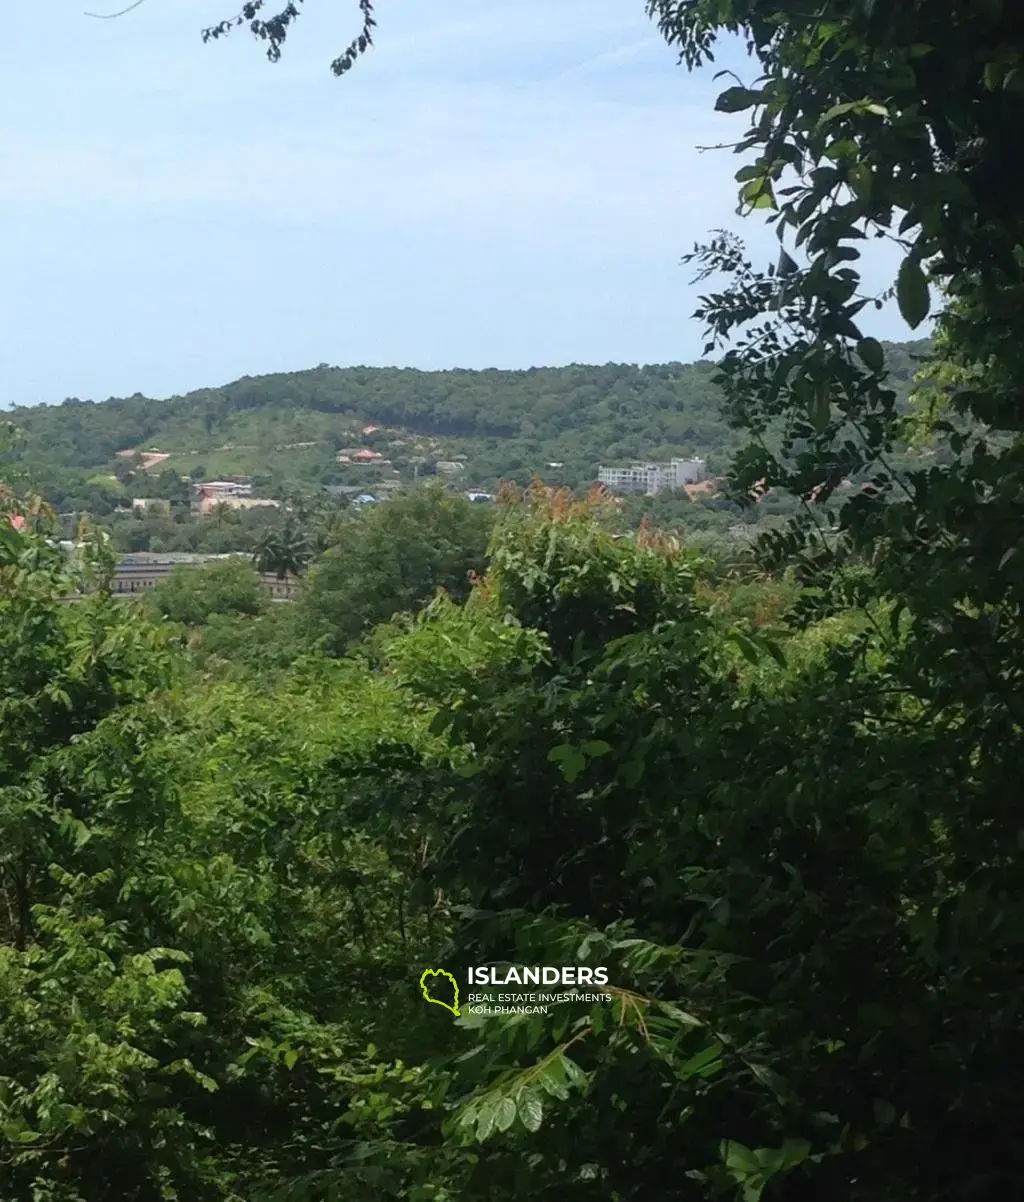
[252,518,312,579]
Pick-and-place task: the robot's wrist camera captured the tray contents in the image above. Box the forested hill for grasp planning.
[9,341,929,493]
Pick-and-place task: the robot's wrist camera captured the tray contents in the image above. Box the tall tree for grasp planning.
[295,483,493,654]
[252,516,312,580]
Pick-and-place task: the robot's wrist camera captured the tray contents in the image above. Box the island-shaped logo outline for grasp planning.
[419,968,460,1016]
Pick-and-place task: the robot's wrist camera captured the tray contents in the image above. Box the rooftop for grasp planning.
[118,552,242,565]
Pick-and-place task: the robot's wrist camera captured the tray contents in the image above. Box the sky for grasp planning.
[0,0,913,406]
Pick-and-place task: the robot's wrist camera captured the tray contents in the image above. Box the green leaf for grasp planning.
[984,61,1005,90]
[760,638,787,668]
[819,100,857,125]
[715,87,763,113]
[677,1041,724,1079]
[896,258,931,328]
[563,754,587,782]
[581,740,612,757]
[561,1055,588,1089]
[494,1096,517,1133]
[740,178,775,210]
[657,1002,705,1028]
[537,1060,570,1100]
[548,744,586,779]
[857,337,885,372]
[722,1140,761,1175]
[428,709,452,736]
[2,1127,42,1144]
[776,249,799,276]
[810,390,830,433]
[518,1091,544,1132]
[741,1177,767,1202]
[777,1139,812,1170]
[728,631,762,664]
[475,1097,500,1141]
[847,163,872,201]
[1005,66,1024,96]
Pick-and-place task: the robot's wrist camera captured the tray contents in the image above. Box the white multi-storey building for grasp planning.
[597,463,662,494]
[597,457,706,495]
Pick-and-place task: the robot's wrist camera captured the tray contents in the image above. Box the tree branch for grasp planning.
[85,0,147,17]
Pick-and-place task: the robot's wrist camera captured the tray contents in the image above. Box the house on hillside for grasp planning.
[132,498,171,516]
[189,479,279,518]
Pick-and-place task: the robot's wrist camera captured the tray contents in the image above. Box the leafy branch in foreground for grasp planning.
[201,0,376,75]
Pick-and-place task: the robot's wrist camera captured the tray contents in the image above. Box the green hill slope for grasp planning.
[8,342,930,503]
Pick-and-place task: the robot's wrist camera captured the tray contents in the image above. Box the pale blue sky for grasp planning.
[0,0,911,406]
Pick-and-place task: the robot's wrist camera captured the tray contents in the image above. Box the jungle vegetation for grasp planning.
[1,0,1022,1200]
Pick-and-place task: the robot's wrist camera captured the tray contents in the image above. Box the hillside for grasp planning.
[8,343,930,510]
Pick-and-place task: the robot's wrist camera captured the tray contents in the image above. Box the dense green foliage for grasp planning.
[103,500,285,556]
[146,558,269,627]
[2,450,1016,1200]
[2,0,1023,1199]
[293,484,494,655]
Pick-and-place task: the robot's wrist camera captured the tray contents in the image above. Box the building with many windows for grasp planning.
[597,457,707,495]
[55,549,297,602]
[110,553,297,599]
